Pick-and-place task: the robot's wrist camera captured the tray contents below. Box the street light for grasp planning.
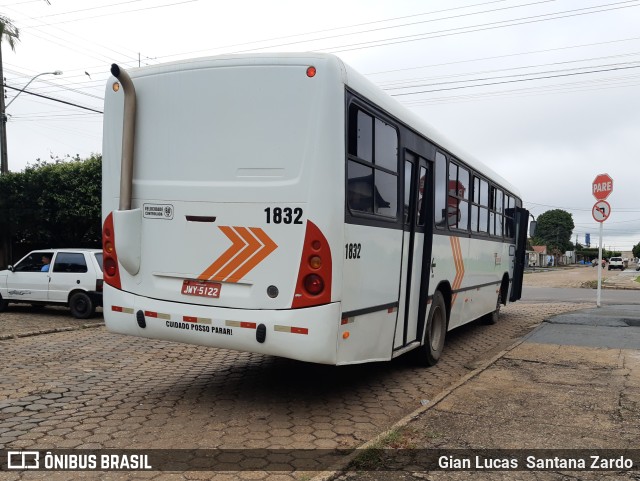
[0,70,63,174]
[5,70,62,109]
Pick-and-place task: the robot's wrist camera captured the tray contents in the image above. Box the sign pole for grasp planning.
[591,173,613,309]
[597,221,603,308]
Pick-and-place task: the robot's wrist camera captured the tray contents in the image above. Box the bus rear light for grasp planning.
[309,255,322,269]
[306,66,316,78]
[104,258,117,277]
[304,274,324,295]
[102,212,122,289]
[292,221,332,309]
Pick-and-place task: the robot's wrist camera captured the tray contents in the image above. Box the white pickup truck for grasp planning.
[608,257,625,271]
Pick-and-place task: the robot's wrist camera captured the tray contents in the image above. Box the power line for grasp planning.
[385,59,640,91]
[391,64,640,96]
[19,0,200,28]
[24,0,147,20]
[375,51,640,88]
[326,0,640,54]
[365,35,640,76]
[159,0,557,61]
[3,84,103,113]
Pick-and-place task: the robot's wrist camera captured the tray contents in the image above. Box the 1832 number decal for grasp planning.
[265,207,303,224]
[345,243,361,259]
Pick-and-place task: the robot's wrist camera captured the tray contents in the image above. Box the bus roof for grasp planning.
[121,52,520,198]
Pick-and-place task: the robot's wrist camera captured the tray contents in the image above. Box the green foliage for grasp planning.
[633,242,640,259]
[531,209,575,255]
[577,247,620,261]
[0,155,102,253]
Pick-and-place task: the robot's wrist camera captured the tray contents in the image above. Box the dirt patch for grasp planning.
[523,266,615,288]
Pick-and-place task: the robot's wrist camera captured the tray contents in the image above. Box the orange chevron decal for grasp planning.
[198,226,278,283]
[227,228,278,283]
[450,237,465,304]
[197,226,245,281]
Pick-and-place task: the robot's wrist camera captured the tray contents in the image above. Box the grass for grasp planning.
[349,427,419,470]
[582,280,598,289]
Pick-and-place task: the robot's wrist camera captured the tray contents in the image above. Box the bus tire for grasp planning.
[483,289,502,325]
[69,292,95,319]
[0,294,7,312]
[416,290,447,366]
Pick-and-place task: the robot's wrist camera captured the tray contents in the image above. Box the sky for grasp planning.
[1,0,639,251]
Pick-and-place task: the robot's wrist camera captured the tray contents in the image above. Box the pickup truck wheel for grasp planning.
[69,292,95,319]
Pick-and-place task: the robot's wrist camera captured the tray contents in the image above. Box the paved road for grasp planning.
[0,302,590,480]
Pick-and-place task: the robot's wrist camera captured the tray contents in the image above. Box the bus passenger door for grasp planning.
[394,153,432,349]
[510,206,530,302]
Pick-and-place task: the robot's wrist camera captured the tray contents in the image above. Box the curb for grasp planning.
[309,336,528,481]
[0,321,104,341]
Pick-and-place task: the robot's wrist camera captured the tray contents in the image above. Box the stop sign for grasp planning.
[592,173,613,200]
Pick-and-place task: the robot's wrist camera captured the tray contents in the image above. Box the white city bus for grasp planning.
[102,53,531,366]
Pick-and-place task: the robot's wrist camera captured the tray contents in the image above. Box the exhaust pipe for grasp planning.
[110,64,136,211]
[109,64,141,276]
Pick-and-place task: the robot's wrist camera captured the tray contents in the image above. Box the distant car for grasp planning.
[0,249,103,318]
[608,257,624,271]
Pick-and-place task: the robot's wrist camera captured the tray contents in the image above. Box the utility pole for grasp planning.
[0,43,8,268]
[0,42,8,174]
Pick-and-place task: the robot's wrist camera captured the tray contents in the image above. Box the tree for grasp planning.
[0,15,20,266]
[0,14,20,174]
[531,209,575,265]
[0,15,19,50]
[0,155,102,265]
[633,242,640,259]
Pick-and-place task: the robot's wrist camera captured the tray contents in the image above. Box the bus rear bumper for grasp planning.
[103,284,340,364]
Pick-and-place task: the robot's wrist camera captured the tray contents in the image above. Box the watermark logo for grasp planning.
[7,451,39,470]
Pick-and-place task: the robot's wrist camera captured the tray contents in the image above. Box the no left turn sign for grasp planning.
[592,200,611,223]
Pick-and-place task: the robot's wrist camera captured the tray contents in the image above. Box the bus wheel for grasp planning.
[0,294,7,312]
[416,290,447,366]
[483,289,502,325]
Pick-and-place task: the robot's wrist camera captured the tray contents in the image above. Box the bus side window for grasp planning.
[448,161,469,231]
[404,161,414,225]
[346,104,398,219]
[505,196,516,238]
[434,152,447,227]
[418,165,428,226]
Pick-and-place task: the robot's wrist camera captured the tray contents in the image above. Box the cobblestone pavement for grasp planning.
[0,302,590,481]
[0,305,104,340]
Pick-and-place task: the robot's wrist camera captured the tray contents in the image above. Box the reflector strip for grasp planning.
[225,320,257,329]
[183,316,212,325]
[112,306,134,314]
[274,325,309,335]
[144,310,170,320]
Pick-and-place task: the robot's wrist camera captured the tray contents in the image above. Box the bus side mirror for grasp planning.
[529,221,537,237]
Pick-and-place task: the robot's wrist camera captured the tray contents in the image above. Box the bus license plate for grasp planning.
[181,280,221,298]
